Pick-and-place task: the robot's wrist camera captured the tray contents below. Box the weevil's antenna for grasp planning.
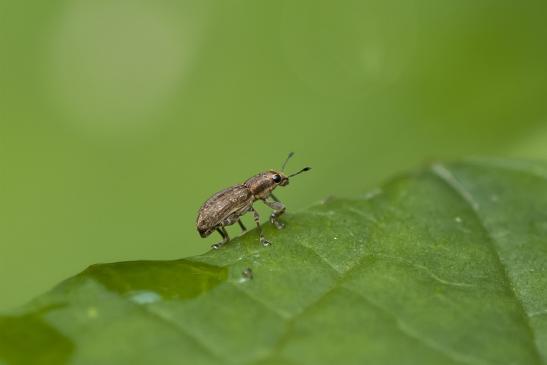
[281,152,295,172]
[289,167,311,178]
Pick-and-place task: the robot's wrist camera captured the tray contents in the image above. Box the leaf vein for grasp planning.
[227,281,291,319]
[345,287,486,365]
[292,239,343,275]
[132,301,223,362]
[431,163,543,365]
[371,253,475,288]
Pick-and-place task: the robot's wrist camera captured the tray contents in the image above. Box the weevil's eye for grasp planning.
[272,174,282,183]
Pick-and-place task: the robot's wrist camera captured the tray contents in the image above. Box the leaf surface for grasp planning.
[1,159,546,365]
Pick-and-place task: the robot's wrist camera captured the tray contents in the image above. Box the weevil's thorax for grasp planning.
[244,170,288,200]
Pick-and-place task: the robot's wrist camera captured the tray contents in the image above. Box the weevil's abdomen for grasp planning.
[197,184,254,237]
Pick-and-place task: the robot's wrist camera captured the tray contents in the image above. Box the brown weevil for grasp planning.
[196,153,311,249]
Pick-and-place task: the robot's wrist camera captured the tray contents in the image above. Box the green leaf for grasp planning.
[1,158,546,365]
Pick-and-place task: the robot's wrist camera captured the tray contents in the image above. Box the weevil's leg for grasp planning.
[263,198,286,229]
[250,206,271,246]
[238,219,247,232]
[212,227,230,249]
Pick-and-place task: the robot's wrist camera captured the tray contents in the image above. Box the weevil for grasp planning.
[196,153,311,249]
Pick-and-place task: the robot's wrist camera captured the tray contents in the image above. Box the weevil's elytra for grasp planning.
[196,153,311,249]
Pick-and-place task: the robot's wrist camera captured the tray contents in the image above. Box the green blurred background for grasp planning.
[2,0,547,311]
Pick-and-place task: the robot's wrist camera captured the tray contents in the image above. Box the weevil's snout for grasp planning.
[270,170,289,186]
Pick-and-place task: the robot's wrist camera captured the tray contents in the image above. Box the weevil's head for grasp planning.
[244,168,311,199]
[270,170,289,187]
[244,170,289,199]
[270,166,312,188]
[245,153,311,199]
